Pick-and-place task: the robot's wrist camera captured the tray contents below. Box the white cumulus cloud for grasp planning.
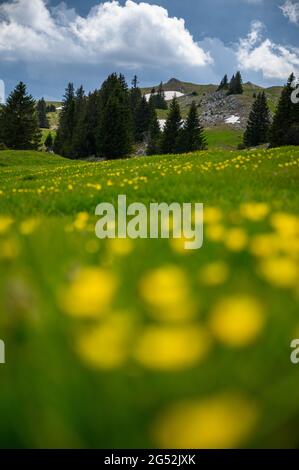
[237,20,299,79]
[0,0,212,68]
[280,0,299,24]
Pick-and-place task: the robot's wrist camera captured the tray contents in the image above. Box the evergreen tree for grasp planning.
[135,95,150,142]
[71,86,88,158]
[270,73,299,147]
[130,75,143,141]
[74,90,100,158]
[160,97,182,154]
[37,98,49,128]
[243,92,270,147]
[1,82,41,150]
[97,74,133,159]
[44,132,53,151]
[147,103,161,155]
[156,82,167,109]
[177,101,207,152]
[227,71,243,95]
[54,83,75,157]
[217,74,228,91]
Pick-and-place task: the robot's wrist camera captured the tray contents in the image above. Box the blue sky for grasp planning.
[0,0,299,100]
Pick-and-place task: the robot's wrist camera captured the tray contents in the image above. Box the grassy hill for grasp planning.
[0,146,299,448]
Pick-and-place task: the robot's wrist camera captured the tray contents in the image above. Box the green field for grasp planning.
[0,147,299,448]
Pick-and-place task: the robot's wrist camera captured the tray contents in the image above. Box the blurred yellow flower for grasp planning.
[271,212,299,238]
[199,261,230,286]
[225,228,248,252]
[0,216,13,234]
[240,203,270,221]
[153,394,258,448]
[0,239,19,260]
[205,224,225,242]
[77,313,132,369]
[204,207,223,224]
[73,212,89,231]
[59,267,117,317]
[259,257,298,288]
[109,238,134,256]
[134,325,211,370]
[249,233,279,258]
[139,266,196,322]
[19,218,40,235]
[209,296,265,347]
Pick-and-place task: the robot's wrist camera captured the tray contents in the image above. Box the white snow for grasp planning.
[225,115,240,124]
[56,106,63,111]
[158,119,166,130]
[145,91,184,102]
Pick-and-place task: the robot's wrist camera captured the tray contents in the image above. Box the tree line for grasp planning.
[217,71,243,95]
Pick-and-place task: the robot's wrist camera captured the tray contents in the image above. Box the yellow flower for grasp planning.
[134,325,211,370]
[108,238,134,256]
[77,313,132,369]
[139,266,196,322]
[271,212,299,238]
[19,218,40,235]
[73,212,89,231]
[209,296,265,347]
[59,267,117,317]
[204,207,223,224]
[225,228,248,252]
[153,394,258,448]
[249,233,279,258]
[199,261,230,286]
[259,257,298,288]
[0,239,19,260]
[0,216,13,234]
[205,224,225,242]
[240,203,270,221]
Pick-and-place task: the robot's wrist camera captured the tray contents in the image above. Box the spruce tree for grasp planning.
[44,132,53,151]
[147,103,161,155]
[156,82,167,109]
[177,101,207,152]
[135,96,150,142]
[227,72,243,95]
[97,74,133,159]
[243,92,270,147]
[160,97,182,154]
[71,86,88,158]
[130,75,143,141]
[1,82,41,150]
[270,73,299,147]
[54,83,75,157]
[37,98,49,128]
[217,74,228,91]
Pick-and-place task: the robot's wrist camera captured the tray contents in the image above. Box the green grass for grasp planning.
[205,127,243,149]
[0,147,299,448]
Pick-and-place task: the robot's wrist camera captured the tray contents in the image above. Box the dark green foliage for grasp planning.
[243,92,270,147]
[46,104,56,113]
[44,132,53,150]
[0,82,41,150]
[37,98,49,128]
[97,74,133,159]
[270,73,299,147]
[130,76,143,141]
[227,71,243,95]
[217,74,228,91]
[160,97,182,154]
[147,104,161,155]
[149,82,167,110]
[54,83,75,157]
[135,96,150,142]
[177,101,207,152]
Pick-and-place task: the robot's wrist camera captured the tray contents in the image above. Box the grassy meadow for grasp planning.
[0,146,299,448]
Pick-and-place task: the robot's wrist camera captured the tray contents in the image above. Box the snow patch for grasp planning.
[225,115,240,124]
[145,91,184,102]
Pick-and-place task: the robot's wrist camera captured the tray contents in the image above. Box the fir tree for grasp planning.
[97,74,133,159]
[147,103,161,155]
[135,96,150,142]
[227,71,243,95]
[217,74,228,91]
[270,73,299,147]
[243,92,270,147]
[37,98,49,128]
[156,82,167,109]
[72,86,88,158]
[1,82,41,150]
[44,132,53,151]
[130,75,143,141]
[177,101,207,152]
[160,97,182,154]
[54,83,75,157]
